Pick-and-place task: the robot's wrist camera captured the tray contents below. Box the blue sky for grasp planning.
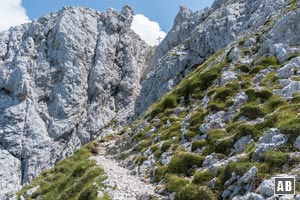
[0,0,214,45]
[22,0,214,32]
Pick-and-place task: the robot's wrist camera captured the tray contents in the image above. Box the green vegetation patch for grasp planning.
[165,174,190,193]
[191,140,207,152]
[233,124,260,141]
[147,49,226,119]
[193,170,214,185]
[238,105,266,120]
[154,166,167,183]
[262,151,289,172]
[176,184,217,200]
[279,116,300,143]
[18,143,109,200]
[167,152,205,176]
[222,162,269,183]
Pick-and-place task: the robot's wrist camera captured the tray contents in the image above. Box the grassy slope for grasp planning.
[114,4,300,199]
[17,2,300,200]
[17,142,110,200]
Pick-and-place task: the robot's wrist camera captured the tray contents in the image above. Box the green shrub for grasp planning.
[292,93,300,103]
[161,140,172,152]
[86,142,99,154]
[238,37,247,46]
[193,170,214,185]
[207,129,227,144]
[257,56,278,66]
[239,105,266,120]
[263,97,286,112]
[154,166,167,183]
[167,152,205,176]
[215,137,234,155]
[176,184,217,200]
[154,149,162,159]
[150,144,159,152]
[136,140,151,151]
[162,95,178,110]
[18,144,108,200]
[246,88,273,102]
[279,116,300,143]
[191,140,207,151]
[190,111,205,129]
[207,102,224,112]
[166,174,190,193]
[255,90,273,100]
[184,130,198,140]
[72,162,93,177]
[249,65,267,74]
[237,64,250,73]
[149,94,178,118]
[224,99,234,108]
[137,155,148,165]
[213,88,233,101]
[223,162,253,181]
[233,124,259,141]
[262,151,289,170]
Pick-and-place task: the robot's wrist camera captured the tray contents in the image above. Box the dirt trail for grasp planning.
[92,140,164,200]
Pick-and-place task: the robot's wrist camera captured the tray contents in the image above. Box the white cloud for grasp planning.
[0,0,29,31]
[131,14,166,46]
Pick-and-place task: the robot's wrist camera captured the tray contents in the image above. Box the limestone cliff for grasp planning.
[0,5,151,198]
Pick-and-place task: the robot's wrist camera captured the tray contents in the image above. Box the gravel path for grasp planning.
[92,140,163,200]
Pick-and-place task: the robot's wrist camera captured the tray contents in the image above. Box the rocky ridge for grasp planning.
[3,0,300,199]
[102,0,300,199]
[134,0,287,116]
[0,5,151,198]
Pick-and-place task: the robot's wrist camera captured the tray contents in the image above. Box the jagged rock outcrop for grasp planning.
[0,5,151,198]
[2,0,300,199]
[134,0,287,116]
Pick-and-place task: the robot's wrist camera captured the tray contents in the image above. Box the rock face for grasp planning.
[0,6,151,198]
[134,0,287,116]
[1,0,299,199]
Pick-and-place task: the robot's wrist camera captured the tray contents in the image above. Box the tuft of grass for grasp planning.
[238,105,266,120]
[192,170,214,185]
[278,116,300,143]
[146,50,225,119]
[287,0,297,12]
[149,94,179,118]
[191,140,207,152]
[237,64,251,73]
[222,162,269,183]
[257,56,278,66]
[165,174,190,194]
[177,184,217,200]
[291,93,300,103]
[262,151,289,172]
[189,110,205,132]
[215,137,234,155]
[167,152,205,176]
[207,129,227,144]
[233,124,260,141]
[238,36,247,46]
[137,155,148,166]
[161,140,172,152]
[18,143,109,200]
[154,166,167,183]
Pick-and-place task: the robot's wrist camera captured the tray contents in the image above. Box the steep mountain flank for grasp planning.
[3,0,300,199]
[134,0,287,116]
[103,0,300,199]
[0,6,151,198]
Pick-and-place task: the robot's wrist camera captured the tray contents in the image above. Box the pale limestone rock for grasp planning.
[0,6,151,197]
